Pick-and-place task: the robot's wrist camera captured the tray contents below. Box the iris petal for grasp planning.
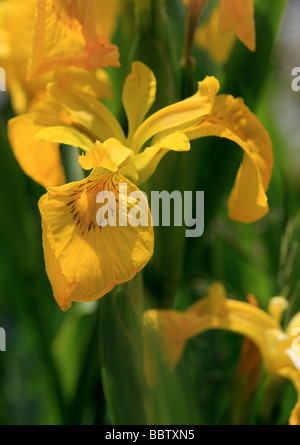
[39,170,154,310]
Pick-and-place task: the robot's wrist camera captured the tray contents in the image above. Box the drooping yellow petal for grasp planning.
[27,0,120,79]
[48,83,126,144]
[78,139,133,172]
[134,132,190,184]
[195,5,236,64]
[131,76,220,152]
[219,0,256,51]
[8,113,65,188]
[39,170,154,311]
[228,153,268,223]
[183,95,273,223]
[122,61,157,143]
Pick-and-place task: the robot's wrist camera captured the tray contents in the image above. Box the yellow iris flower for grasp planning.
[8,62,272,310]
[0,0,119,113]
[27,0,120,79]
[143,283,300,425]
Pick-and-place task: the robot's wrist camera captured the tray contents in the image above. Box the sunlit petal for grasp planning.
[39,171,154,310]
[122,61,157,143]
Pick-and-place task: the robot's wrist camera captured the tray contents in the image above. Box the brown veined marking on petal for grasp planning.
[66,174,119,237]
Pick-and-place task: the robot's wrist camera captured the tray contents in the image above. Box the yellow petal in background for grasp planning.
[219,0,256,51]
[0,0,117,113]
[8,113,65,188]
[183,95,273,223]
[195,5,236,64]
[54,68,114,100]
[122,61,157,143]
[143,283,279,383]
[0,1,10,63]
[0,0,52,113]
[39,171,154,311]
[95,0,120,38]
[27,0,120,79]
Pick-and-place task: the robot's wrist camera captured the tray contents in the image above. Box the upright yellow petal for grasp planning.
[183,95,273,223]
[27,0,120,79]
[39,171,154,310]
[219,0,256,51]
[122,62,157,143]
